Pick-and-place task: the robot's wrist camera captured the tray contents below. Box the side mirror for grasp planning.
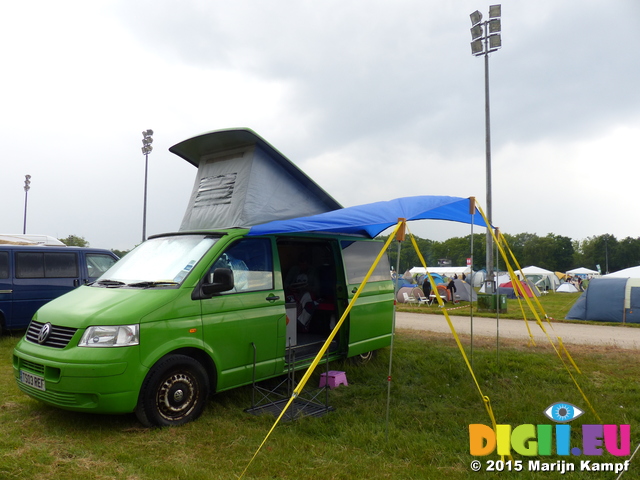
[201,268,234,295]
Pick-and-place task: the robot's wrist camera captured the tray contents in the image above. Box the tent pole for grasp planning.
[386,219,405,442]
[469,199,475,368]
[495,229,500,364]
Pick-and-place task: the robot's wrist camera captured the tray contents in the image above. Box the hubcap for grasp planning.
[156,372,198,421]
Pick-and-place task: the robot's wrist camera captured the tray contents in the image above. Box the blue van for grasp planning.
[0,244,119,333]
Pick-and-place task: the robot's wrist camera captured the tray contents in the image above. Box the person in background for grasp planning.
[447,277,457,303]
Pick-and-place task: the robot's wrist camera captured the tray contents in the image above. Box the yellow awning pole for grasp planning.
[239,221,403,479]
[408,229,500,434]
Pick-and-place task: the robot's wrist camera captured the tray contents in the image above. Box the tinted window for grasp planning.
[16,252,45,278]
[341,241,390,284]
[212,238,273,293]
[86,254,117,279]
[45,253,78,277]
[16,252,78,278]
[0,252,8,279]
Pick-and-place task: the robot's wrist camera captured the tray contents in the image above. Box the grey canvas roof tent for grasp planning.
[170,128,342,231]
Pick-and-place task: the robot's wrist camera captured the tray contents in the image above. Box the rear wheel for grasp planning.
[349,350,377,365]
[135,354,210,427]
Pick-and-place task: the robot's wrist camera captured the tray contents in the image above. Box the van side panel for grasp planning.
[346,284,395,355]
[341,240,394,356]
[0,251,11,329]
[199,236,285,392]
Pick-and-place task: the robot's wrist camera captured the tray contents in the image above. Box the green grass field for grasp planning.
[2,322,639,479]
[397,291,625,326]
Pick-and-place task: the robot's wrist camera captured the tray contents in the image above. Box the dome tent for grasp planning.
[566,274,640,323]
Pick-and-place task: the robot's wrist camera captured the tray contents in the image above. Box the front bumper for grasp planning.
[13,338,147,414]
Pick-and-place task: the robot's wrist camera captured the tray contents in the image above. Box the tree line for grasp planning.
[384,232,640,275]
[59,231,640,276]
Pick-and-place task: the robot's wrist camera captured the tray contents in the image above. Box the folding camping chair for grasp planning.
[402,292,419,305]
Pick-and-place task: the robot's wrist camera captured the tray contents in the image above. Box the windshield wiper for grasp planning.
[127,281,179,288]
[96,279,126,287]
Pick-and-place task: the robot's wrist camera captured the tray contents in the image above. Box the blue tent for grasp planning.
[566,277,640,323]
[248,196,489,238]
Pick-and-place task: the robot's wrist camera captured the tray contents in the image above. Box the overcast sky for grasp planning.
[1,0,639,250]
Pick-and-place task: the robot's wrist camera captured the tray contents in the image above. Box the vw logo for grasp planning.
[38,323,52,344]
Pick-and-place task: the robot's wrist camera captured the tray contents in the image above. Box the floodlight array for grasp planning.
[469,5,502,56]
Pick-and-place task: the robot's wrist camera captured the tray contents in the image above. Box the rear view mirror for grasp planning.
[201,268,234,295]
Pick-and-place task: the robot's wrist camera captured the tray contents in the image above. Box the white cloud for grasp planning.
[1,0,639,251]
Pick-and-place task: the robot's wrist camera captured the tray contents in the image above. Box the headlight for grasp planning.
[78,325,140,347]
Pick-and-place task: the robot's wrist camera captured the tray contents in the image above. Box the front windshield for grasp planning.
[96,235,219,285]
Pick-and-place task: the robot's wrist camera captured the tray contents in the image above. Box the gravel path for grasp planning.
[395,311,640,350]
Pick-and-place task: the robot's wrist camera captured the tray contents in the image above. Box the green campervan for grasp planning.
[13,129,394,426]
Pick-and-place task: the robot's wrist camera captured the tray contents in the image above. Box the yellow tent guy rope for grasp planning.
[475,205,601,423]
[239,222,403,479]
[499,233,582,374]
[408,230,500,432]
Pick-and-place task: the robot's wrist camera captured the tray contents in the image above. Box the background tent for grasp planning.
[452,278,477,302]
[409,266,471,278]
[557,283,579,293]
[478,273,509,293]
[520,266,561,292]
[499,279,537,297]
[566,277,640,323]
[566,267,599,278]
[396,286,426,303]
[416,273,445,286]
[604,266,640,278]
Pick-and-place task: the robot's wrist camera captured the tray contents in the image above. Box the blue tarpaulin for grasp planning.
[248,196,490,238]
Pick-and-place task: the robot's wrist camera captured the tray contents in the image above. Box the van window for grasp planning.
[86,253,117,279]
[97,235,218,284]
[16,252,78,278]
[211,238,273,293]
[341,241,390,284]
[0,252,8,278]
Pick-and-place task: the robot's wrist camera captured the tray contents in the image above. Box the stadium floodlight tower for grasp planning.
[23,175,31,234]
[470,5,501,292]
[141,129,154,242]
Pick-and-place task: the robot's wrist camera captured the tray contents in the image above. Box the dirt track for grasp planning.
[395,312,640,350]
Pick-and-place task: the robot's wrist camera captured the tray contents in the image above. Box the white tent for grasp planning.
[520,266,561,292]
[604,266,640,278]
[567,267,599,276]
[409,266,471,278]
[557,283,579,293]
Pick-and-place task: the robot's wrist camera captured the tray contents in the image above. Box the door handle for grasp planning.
[266,295,280,302]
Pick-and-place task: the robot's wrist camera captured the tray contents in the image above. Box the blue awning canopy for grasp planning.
[248,196,490,238]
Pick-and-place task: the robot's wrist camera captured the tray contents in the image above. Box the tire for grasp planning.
[135,354,210,427]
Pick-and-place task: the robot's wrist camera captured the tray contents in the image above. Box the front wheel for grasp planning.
[135,354,210,427]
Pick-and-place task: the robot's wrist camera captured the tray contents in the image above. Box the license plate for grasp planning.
[20,370,46,391]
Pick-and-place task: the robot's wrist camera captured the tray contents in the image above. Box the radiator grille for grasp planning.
[26,321,77,348]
